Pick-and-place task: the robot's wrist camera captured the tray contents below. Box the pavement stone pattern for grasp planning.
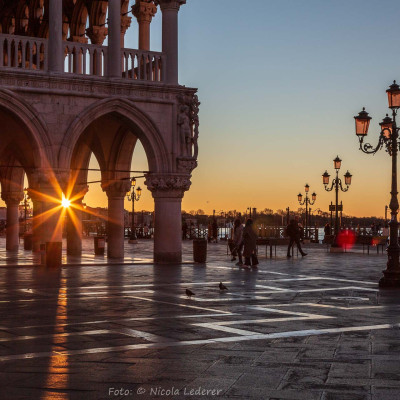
[0,239,399,400]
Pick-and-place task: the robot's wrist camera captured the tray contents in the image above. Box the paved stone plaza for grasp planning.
[0,240,400,400]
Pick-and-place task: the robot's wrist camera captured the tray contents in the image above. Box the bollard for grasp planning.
[24,233,33,251]
[40,243,46,265]
[94,236,105,255]
[46,242,62,268]
[193,238,207,263]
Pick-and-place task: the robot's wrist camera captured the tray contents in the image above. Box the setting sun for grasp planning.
[61,194,71,208]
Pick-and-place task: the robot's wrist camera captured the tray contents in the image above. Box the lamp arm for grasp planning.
[358,134,384,154]
[298,199,306,206]
[324,181,335,192]
[338,178,349,192]
[309,199,316,205]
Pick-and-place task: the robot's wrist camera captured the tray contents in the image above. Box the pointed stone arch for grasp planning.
[59,97,171,175]
[0,89,52,168]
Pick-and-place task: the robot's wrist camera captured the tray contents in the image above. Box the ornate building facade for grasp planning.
[0,0,199,263]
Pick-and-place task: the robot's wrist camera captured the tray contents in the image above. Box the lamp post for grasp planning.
[247,207,252,219]
[297,184,316,239]
[353,80,400,287]
[126,177,142,243]
[322,156,352,243]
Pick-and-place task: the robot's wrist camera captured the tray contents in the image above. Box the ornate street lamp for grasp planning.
[354,80,400,287]
[126,177,142,243]
[322,156,352,243]
[298,184,316,239]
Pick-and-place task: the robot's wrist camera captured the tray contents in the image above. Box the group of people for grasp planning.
[286,218,307,257]
[207,220,219,243]
[229,219,259,268]
[229,217,308,266]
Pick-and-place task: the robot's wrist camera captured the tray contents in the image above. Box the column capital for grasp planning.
[29,169,70,193]
[121,15,132,35]
[132,1,157,23]
[1,191,23,205]
[69,184,89,202]
[145,173,191,198]
[86,26,108,45]
[155,0,186,11]
[177,157,198,174]
[102,180,131,198]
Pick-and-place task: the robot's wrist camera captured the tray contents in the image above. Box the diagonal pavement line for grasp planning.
[124,295,233,314]
[1,322,400,362]
[117,328,174,343]
[0,313,238,331]
[0,330,117,343]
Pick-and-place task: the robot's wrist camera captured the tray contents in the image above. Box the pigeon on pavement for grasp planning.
[186,288,195,298]
[219,282,228,291]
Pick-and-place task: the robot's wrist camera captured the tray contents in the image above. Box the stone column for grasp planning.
[103,180,131,258]
[48,0,63,72]
[2,192,23,251]
[28,170,69,248]
[66,186,89,256]
[132,1,157,51]
[145,174,191,263]
[120,15,132,48]
[155,0,186,84]
[30,197,42,252]
[108,0,122,78]
[39,189,63,244]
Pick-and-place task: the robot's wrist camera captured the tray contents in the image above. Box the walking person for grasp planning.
[182,221,188,240]
[286,219,307,257]
[232,218,244,265]
[324,222,331,237]
[212,219,218,243]
[207,221,213,243]
[242,219,258,268]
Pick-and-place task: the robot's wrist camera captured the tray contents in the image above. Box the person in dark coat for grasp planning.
[286,219,307,257]
[212,219,218,243]
[182,221,188,240]
[242,219,258,268]
[232,218,244,265]
[324,223,331,236]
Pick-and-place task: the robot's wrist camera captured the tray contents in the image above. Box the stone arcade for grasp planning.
[0,0,199,263]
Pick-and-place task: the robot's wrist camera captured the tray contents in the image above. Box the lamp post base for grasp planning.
[330,246,344,253]
[379,270,400,288]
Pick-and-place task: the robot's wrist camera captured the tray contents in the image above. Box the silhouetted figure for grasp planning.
[186,288,195,298]
[207,221,212,243]
[243,219,259,268]
[219,282,228,291]
[232,218,244,265]
[189,221,195,239]
[324,223,331,236]
[182,221,188,240]
[212,219,218,243]
[286,219,307,257]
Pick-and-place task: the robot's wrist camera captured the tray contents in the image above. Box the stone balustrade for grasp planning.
[0,34,47,71]
[122,48,166,82]
[0,34,166,83]
[64,41,108,77]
